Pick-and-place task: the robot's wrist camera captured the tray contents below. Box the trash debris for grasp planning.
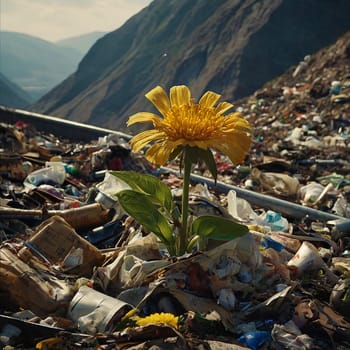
[1,32,350,346]
[67,285,132,334]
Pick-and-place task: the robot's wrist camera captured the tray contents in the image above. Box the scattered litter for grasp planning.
[0,33,350,346]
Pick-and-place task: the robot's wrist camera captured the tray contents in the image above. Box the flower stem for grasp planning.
[179,148,192,255]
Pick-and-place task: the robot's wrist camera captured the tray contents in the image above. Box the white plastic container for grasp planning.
[27,162,66,186]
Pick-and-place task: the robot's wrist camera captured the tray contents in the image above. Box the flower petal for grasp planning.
[214,101,234,115]
[130,129,165,152]
[170,85,191,107]
[224,116,252,134]
[214,132,251,164]
[198,91,221,108]
[145,142,175,166]
[145,86,170,117]
[127,112,162,126]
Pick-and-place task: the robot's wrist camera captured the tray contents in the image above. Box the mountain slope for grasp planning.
[30,0,350,131]
[0,31,82,100]
[0,73,34,108]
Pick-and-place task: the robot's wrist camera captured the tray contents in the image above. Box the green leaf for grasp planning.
[186,147,217,182]
[198,148,218,182]
[110,171,174,212]
[186,235,200,252]
[191,215,248,240]
[116,190,174,244]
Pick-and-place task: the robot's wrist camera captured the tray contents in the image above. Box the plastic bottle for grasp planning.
[48,203,112,231]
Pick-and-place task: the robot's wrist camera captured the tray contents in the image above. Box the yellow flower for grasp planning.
[135,312,179,329]
[127,85,252,166]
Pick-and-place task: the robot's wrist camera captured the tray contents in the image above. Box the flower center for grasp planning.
[157,104,224,141]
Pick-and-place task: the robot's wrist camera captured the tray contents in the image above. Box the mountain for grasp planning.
[0,31,82,100]
[55,32,107,56]
[0,73,34,108]
[29,0,350,132]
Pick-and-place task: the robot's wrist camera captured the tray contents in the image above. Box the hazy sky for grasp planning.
[1,0,153,42]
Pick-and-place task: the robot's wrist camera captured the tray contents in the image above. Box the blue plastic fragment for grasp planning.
[261,236,285,252]
[237,330,272,350]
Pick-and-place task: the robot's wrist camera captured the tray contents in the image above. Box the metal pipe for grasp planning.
[160,167,350,232]
[0,105,131,142]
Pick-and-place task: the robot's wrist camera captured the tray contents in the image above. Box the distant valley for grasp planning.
[0,73,34,107]
[0,31,106,106]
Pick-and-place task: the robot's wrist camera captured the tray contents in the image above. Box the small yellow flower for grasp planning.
[127,85,252,166]
[135,312,179,329]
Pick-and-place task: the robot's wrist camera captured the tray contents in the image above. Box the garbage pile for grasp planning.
[234,31,350,178]
[0,33,350,350]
